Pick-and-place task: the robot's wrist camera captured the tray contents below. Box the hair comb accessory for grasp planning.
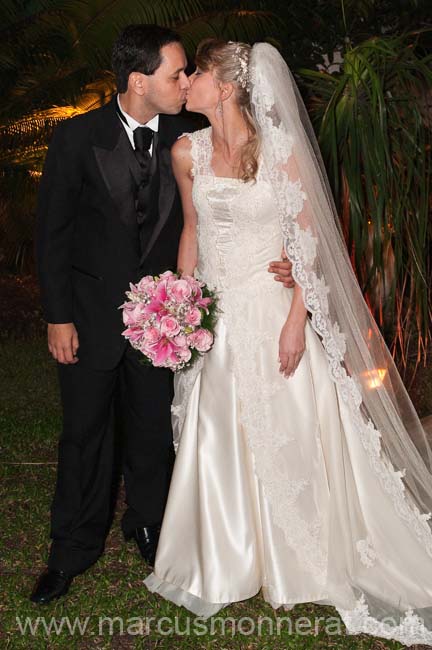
[228,41,250,92]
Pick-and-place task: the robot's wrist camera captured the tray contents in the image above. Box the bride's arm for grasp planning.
[171,136,198,277]
[279,285,307,378]
[278,148,310,378]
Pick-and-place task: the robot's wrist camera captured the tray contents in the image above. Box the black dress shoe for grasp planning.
[30,568,74,604]
[125,525,161,568]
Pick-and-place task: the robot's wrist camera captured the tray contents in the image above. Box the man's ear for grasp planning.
[128,71,148,97]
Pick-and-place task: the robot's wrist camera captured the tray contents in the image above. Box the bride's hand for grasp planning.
[278,319,306,378]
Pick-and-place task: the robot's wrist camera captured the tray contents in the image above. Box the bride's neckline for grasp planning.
[207,127,246,182]
[211,175,243,182]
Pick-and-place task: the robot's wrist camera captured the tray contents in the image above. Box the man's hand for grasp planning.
[47,323,79,364]
[268,249,295,288]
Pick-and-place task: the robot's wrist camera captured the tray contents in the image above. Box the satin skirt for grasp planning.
[144,280,432,640]
[143,292,341,616]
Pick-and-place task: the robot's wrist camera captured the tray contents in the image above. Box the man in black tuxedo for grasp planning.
[31,24,294,604]
[31,24,196,604]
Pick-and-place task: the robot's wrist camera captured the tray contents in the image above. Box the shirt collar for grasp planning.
[117,95,159,132]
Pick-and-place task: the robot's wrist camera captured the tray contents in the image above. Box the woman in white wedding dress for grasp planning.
[144,39,432,646]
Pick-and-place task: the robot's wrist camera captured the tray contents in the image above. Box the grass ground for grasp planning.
[0,336,430,649]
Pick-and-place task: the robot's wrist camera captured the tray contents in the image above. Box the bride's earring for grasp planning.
[216,97,223,117]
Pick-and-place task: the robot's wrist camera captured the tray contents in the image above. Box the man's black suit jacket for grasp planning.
[36,97,195,369]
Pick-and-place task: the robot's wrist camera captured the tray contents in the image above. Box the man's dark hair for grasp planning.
[112,24,182,93]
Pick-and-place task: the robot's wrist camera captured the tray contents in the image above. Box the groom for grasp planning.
[31,24,294,604]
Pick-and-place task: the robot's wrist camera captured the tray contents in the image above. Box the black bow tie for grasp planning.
[133,126,154,152]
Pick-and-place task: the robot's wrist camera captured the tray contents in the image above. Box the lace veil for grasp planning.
[249,42,432,640]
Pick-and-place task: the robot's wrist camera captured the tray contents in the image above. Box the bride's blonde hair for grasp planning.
[195,38,260,183]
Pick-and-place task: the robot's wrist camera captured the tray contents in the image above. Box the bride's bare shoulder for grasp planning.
[172,131,192,151]
[172,127,210,177]
[171,132,193,169]
[171,131,200,179]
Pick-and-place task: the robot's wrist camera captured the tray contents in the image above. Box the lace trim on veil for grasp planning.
[248,55,432,558]
[279,187,432,556]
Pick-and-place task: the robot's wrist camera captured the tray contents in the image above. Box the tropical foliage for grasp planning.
[298,25,431,371]
[272,0,431,69]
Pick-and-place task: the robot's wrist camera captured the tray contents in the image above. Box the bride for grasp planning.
[144,38,432,646]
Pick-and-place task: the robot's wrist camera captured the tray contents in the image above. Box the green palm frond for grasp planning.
[300,32,432,369]
[177,9,281,55]
[0,76,116,169]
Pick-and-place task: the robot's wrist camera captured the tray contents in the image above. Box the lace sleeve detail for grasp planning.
[177,127,213,178]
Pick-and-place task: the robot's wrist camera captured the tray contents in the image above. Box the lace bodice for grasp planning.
[181,127,282,295]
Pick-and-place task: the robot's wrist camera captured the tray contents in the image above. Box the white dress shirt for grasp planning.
[117,95,159,156]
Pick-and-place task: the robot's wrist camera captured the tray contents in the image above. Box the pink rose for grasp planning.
[182,275,204,299]
[159,272,177,296]
[120,303,134,326]
[160,315,181,337]
[188,328,214,352]
[159,270,176,281]
[173,334,187,347]
[170,279,192,302]
[181,274,196,285]
[136,275,156,294]
[177,346,192,363]
[143,326,161,344]
[185,307,202,327]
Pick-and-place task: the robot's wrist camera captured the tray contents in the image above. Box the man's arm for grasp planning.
[36,121,83,363]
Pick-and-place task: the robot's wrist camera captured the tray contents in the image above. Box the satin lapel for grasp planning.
[140,132,176,261]
[93,128,140,244]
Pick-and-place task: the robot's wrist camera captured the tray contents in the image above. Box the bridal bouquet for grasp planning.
[120,271,217,372]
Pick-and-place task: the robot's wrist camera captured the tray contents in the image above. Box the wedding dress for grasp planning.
[144,44,432,646]
[143,126,432,644]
